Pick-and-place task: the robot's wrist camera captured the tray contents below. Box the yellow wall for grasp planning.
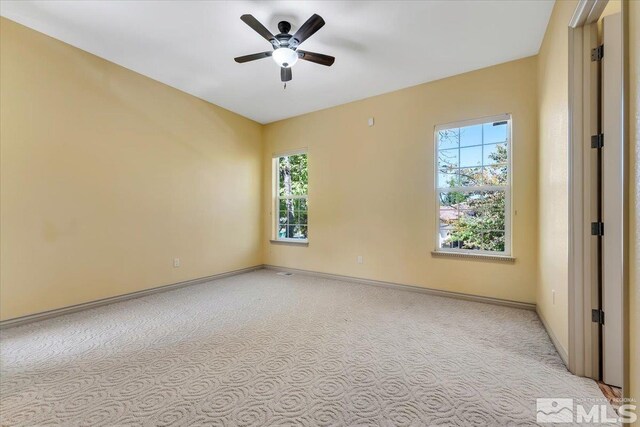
[1,6,638,409]
[628,0,639,417]
[262,57,539,304]
[536,0,578,356]
[602,0,622,18]
[0,18,263,320]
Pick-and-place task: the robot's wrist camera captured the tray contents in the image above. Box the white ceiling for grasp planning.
[0,1,554,124]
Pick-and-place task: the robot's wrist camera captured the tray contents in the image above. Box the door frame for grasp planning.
[567,0,629,392]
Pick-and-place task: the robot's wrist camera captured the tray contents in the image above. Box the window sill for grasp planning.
[431,251,515,262]
[270,239,309,247]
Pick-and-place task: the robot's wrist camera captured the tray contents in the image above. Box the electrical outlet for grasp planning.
[552,290,555,305]
[173,258,180,268]
[357,256,363,264]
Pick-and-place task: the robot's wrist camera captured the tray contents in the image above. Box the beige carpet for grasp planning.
[1,269,615,426]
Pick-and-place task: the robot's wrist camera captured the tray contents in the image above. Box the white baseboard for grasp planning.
[1,264,539,330]
[536,307,569,367]
[0,265,263,329]
[264,264,536,311]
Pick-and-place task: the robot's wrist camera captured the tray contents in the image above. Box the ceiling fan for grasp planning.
[234,14,335,85]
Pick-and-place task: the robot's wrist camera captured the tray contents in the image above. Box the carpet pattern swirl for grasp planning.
[0,270,615,426]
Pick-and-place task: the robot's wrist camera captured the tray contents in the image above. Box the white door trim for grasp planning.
[570,0,609,28]
[567,0,629,393]
[568,1,605,379]
[567,0,607,380]
[601,12,624,388]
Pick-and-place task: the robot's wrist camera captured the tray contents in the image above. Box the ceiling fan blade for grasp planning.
[297,50,335,66]
[291,14,325,47]
[234,51,273,63]
[240,14,278,45]
[281,67,292,82]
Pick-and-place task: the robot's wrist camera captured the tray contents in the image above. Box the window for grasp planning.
[435,114,511,255]
[274,151,308,241]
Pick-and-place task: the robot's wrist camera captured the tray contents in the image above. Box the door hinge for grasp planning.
[591,133,604,148]
[591,45,604,61]
[591,222,604,236]
[592,309,605,325]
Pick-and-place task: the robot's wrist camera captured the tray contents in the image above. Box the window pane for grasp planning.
[293,198,308,211]
[483,121,507,143]
[484,164,508,185]
[483,231,505,252]
[439,204,459,225]
[459,167,483,186]
[279,210,290,225]
[438,195,460,249]
[292,211,307,225]
[280,223,304,239]
[483,143,507,165]
[460,145,482,167]
[438,148,459,169]
[279,224,307,239]
[439,227,458,249]
[278,199,308,238]
[294,224,308,239]
[438,190,506,252]
[278,154,308,197]
[438,171,459,188]
[459,124,482,147]
[438,129,459,149]
[439,191,466,208]
[472,203,503,231]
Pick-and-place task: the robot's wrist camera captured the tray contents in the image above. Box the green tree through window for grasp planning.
[277,153,308,240]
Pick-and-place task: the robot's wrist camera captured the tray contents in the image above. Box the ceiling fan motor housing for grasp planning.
[277,21,291,34]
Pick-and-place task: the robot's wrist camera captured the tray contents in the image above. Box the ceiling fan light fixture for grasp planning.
[272,48,298,68]
[235,14,333,82]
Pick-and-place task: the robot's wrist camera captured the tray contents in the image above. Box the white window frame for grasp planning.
[273,149,308,243]
[433,114,512,256]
